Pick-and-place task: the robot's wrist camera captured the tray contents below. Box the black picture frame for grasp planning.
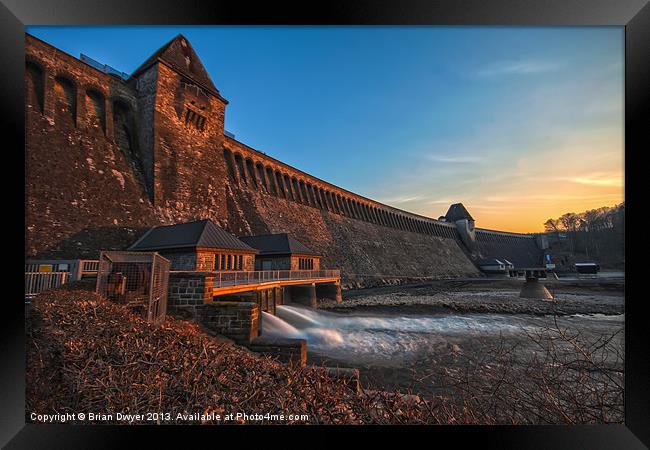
[2,0,647,447]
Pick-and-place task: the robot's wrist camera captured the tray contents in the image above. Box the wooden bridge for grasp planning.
[212,269,341,297]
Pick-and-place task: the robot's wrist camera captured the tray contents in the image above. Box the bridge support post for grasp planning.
[315,282,342,304]
[282,286,291,304]
[287,283,317,308]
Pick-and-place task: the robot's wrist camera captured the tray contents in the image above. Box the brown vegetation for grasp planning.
[26,284,623,424]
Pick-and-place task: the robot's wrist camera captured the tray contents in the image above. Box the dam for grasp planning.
[25,32,546,290]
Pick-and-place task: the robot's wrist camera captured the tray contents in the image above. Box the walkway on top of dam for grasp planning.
[211,269,341,296]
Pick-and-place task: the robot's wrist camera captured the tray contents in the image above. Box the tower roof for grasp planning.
[128,219,257,252]
[445,203,474,222]
[130,34,225,101]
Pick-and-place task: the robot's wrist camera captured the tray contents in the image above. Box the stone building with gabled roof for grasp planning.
[129,219,258,271]
[239,233,321,271]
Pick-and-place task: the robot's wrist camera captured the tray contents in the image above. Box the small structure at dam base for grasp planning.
[519,272,554,300]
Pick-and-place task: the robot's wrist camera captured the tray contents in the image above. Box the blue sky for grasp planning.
[27,26,624,232]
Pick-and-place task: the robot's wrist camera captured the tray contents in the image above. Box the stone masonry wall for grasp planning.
[167,272,214,315]
[25,34,542,286]
[198,302,260,344]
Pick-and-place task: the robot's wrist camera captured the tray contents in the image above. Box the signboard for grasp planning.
[546,263,556,270]
[38,264,53,273]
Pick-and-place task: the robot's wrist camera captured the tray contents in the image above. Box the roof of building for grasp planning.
[445,203,475,222]
[238,233,319,257]
[130,34,225,101]
[128,219,257,252]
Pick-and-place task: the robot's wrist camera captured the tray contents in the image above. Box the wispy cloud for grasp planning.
[476,60,562,77]
[568,173,624,187]
[427,198,457,205]
[423,154,486,164]
[380,195,424,204]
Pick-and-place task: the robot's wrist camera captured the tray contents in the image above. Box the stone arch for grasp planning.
[355,201,362,219]
[266,167,277,194]
[292,177,303,203]
[333,194,342,214]
[337,195,346,215]
[306,183,316,207]
[25,60,45,113]
[342,196,351,217]
[223,148,237,181]
[299,180,310,206]
[283,174,294,200]
[234,153,247,184]
[315,186,324,209]
[246,158,258,189]
[112,98,138,157]
[53,74,76,123]
[85,87,106,133]
[323,190,331,211]
[343,197,352,217]
[326,191,336,213]
[256,162,268,192]
[275,171,286,198]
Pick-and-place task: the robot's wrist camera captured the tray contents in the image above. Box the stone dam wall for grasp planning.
[25,33,543,286]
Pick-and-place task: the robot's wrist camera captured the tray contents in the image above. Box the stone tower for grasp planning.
[130,35,230,220]
[445,203,477,252]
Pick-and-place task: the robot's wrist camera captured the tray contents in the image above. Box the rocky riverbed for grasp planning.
[301,278,625,422]
[320,278,624,316]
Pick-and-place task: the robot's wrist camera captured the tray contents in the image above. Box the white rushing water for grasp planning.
[262,306,625,365]
[261,305,617,365]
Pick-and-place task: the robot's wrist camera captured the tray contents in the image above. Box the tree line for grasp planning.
[543,203,625,264]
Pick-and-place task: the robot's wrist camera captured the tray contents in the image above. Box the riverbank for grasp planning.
[300,279,625,422]
[320,278,624,316]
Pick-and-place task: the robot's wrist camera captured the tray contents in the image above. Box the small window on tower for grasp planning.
[183,107,207,131]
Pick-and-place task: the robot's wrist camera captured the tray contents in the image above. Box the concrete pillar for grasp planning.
[519,278,554,299]
[283,286,292,304]
[288,283,317,308]
[316,282,342,304]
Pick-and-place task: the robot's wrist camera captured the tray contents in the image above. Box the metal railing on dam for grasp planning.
[213,269,340,288]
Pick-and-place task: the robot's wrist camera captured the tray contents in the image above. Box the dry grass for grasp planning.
[26,284,623,424]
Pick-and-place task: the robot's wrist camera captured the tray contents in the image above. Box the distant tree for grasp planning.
[543,202,625,268]
[544,218,561,232]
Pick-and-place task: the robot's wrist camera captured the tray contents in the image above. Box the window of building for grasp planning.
[184,107,207,131]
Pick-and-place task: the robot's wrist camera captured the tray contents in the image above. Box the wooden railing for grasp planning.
[213,269,340,288]
[25,272,69,299]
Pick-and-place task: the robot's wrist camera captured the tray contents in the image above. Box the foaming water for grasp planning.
[261,305,557,366]
[262,311,300,335]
